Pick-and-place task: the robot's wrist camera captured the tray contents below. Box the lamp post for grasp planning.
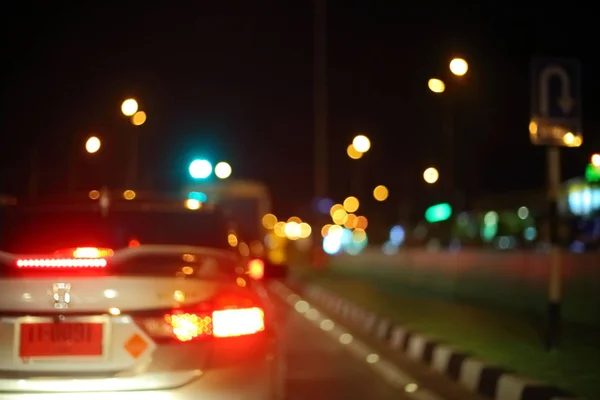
[68,134,102,192]
[121,98,146,188]
[427,57,469,210]
[348,134,371,200]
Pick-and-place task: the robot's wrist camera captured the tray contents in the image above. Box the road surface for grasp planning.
[274,283,485,400]
[0,281,483,400]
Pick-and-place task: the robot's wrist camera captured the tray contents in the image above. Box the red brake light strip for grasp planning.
[140,294,265,342]
[16,258,107,268]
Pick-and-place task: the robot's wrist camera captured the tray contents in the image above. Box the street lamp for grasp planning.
[349,136,370,198]
[85,136,101,154]
[563,132,575,146]
[347,144,362,160]
[121,98,146,188]
[591,154,600,167]
[69,135,101,191]
[352,134,371,153]
[131,111,147,126]
[428,78,446,93]
[373,185,389,201]
[343,196,359,213]
[121,99,138,116]
[215,161,232,179]
[427,58,469,213]
[449,58,468,76]
[123,190,136,200]
[423,167,439,184]
[185,199,202,210]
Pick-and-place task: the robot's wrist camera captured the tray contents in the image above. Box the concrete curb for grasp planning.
[281,280,584,400]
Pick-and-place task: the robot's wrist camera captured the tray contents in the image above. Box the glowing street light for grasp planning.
[423,167,439,184]
[185,199,202,210]
[121,98,138,116]
[214,161,232,179]
[560,131,582,147]
[567,134,582,148]
[449,58,468,76]
[347,144,363,160]
[131,111,147,126]
[343,196,359,213]
[592,154,600,167]
[373,185,389,201]
[189,159,213,179]
[428,78,445,93]
[123,190,136,200]
[562,132,577,146]
[352,134,371,153]
[85,136,101,154]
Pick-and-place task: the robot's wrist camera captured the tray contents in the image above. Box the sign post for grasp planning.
[530,58,581,351]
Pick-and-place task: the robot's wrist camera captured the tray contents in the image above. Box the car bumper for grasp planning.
[0,355,277,400]
[0,314,285,400]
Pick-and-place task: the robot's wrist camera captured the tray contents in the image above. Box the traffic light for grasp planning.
[425,203,452,223]
[189,159,213,179]
[585,163,600,183]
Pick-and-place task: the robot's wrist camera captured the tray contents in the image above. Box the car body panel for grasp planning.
[0,244,283,399]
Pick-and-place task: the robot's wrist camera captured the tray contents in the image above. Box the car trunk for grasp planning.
[0,248,245,378]
[0,205,262,390]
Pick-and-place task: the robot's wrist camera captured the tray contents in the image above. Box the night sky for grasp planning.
[1,2,597,217]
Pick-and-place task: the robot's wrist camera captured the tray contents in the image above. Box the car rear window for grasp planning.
[0,204,231,254]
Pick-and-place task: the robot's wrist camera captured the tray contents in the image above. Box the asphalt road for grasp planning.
[0,282,481,400]
[273,282,486,400]
[280,293,404,400]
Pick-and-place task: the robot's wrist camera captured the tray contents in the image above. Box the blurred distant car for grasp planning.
[0,200,285,399]
[185,180,290,278]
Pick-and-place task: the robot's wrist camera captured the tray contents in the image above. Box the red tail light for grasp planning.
[248,259,264,280]
[139,293,265,342]
[15,247,113,269]
[212,307,264,337]
[16,258,107,268]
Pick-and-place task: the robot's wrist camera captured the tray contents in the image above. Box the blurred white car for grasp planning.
[0,200,285,399]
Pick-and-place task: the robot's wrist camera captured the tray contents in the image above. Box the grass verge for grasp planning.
[291,266,600,399]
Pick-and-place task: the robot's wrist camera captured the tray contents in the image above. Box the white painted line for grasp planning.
[275,284,445,400]
[275,282,582,400]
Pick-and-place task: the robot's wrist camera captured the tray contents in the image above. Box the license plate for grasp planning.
[19,322,104,358]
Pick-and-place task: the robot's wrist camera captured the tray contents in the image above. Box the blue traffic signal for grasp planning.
[189,159,213,179]
[188,191,208,202]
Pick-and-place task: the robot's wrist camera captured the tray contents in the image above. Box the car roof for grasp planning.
[7,192,222,213]
[2,192,246,234]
